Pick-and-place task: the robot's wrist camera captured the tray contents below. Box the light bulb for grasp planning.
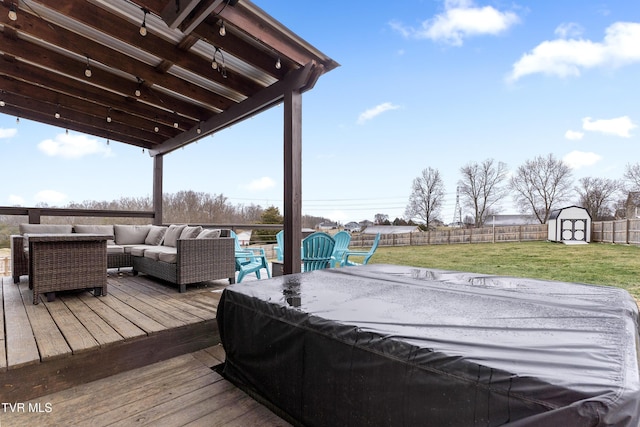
[54,112,60,119]
[275,58,281,70]
[0,100,5,107]
[173,122,179,129]
[85,67,92,78]
[106,116,112,123]
[139,23,147,37]
[154,125,159,132]
[8,3,17,21]
[219,22,226,36]
[212,61,218,70]
[135,88,141,97]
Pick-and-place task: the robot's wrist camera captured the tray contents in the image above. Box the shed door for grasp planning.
[561,219,587,241]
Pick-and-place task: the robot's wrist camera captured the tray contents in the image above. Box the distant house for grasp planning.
[626,192,640,218]
[363,225,420,235]
[487,215,539,226]
[317,221,338,230]
[236,230,252,246]
[344,222,361,233]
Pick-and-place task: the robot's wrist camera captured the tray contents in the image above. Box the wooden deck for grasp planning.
[1,270,227,402]
[2,345,290,426]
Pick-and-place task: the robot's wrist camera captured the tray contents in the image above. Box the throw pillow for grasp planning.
[197,229,222,239]
[145,225,167,245]
[179,225,203,240]
[163,224,187,247]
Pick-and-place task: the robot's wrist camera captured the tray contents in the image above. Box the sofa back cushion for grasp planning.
[20,223,73,235]
[179,225,203,240]
[114,225,151,245]
[145,225,167,245]
[197,229,221,239]
[74,224,115,245]
[163,224,187,247]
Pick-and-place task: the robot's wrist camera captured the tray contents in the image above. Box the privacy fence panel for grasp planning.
[592,219,640,245]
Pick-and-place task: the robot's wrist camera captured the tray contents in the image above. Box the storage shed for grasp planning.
[547,206,591,243]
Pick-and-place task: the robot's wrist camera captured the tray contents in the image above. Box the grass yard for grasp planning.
[369,241,640,300]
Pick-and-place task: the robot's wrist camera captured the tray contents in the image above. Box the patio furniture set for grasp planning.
[11,223,235,303]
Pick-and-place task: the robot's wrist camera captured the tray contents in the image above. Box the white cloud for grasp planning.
[508,22,640,82]
[38,133,112,159]
[8,194,25,206]
[0,128,17,139]
[391,0,519,46]
[357,102,400,125]
[564,130,584,140]
[582,116,636,137]
[34,190,68,205]
[243,177,276,191]
[554,22,584,39]
[563,151,602,169]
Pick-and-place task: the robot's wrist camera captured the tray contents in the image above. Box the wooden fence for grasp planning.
[592,219,640,245]
[348,224,549,248]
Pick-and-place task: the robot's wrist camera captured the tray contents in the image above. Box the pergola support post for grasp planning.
[153,154,163,225]
[283,87,302,274]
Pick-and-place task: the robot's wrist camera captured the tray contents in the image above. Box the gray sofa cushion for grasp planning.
[20,223,73,234]
[20,223,74,249]
[145,225,167,245]
[197,229,221,239]
[114,225,151,245]
[163,224,187,247]
[180,225,203,240]
[74,224,116,245]
[143,246,177,262]
[107,245,124,254]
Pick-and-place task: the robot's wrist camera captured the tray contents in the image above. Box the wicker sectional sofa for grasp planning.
[11,223,236,293]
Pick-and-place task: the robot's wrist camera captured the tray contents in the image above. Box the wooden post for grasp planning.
[283,87,302,274]
[153,154,163,225]
[28,208,41,224]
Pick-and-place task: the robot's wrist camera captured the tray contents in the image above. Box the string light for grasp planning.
[173,112,179,129]
[0,91,5,107]
[219,21,226,36]
[275,57,281,70]
[135,77,143,97]
[139,9,148,36]
[197,121,202,134]
[154,116,159,132]
[106,107,112,123]
[8,2,17,21]
[54,104,60,119]
[211,47,227,78]
[84,56,92,78]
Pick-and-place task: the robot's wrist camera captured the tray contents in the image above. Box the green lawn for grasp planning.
[368,241,640,300]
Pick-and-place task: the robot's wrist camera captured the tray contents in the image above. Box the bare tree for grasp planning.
[405,167,445,229]
[458,158,508,227]
[575,177,622,220]
[623,163,640,191]
[509,154,573,224]
[374,213,389,225]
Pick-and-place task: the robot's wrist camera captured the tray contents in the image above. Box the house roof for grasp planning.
[0,0,338,155]
[363,225,420,235]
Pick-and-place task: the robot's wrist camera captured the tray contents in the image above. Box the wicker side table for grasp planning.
[27,233,111,305]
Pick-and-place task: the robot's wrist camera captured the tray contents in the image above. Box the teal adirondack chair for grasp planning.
[232,231,271,283]
[341,233,380,267]
[330,231,351,267]
[302,232,335,271]
[275,230,284,262]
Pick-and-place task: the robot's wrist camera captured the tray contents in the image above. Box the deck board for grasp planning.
[58,295,123,347]
[107,285,187,329]
[2,347,290,427]
[4,279,41,368]
[75,290,147,340]
[42,295,100,354]
[18,283,72,361]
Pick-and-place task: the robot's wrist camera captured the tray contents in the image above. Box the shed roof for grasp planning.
[0,0,338,154]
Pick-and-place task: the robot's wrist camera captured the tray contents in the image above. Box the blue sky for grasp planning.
[2,0,640,224]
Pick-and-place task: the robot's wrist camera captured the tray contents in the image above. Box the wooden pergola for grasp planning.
[0,0,338,274]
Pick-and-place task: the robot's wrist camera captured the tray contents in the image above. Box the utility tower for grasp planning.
[452,186,462,227]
